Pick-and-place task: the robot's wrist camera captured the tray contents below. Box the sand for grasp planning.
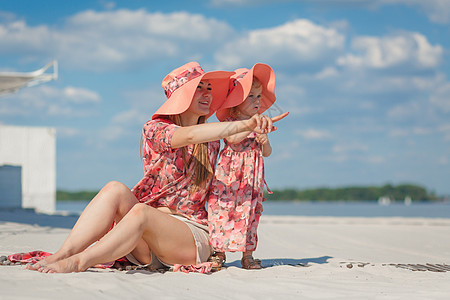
[1,209,450,299]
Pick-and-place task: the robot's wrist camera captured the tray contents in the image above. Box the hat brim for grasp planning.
[216,63,276,122]
[152,70,235,120]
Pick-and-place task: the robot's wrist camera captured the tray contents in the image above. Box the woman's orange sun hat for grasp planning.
[216,63,276,121]
[152,62,234,120]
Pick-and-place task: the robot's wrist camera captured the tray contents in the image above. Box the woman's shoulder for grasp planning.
[143,117,178,132]
[145,117,174,126]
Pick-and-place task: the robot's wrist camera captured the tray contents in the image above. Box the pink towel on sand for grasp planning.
[8,250,52,264]
[172,262,213,274]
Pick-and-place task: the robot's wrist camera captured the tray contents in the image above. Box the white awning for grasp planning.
[0,61,58,95]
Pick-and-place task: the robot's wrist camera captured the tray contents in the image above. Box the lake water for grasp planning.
[56,200,450,219]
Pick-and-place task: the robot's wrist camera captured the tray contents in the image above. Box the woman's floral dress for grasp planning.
[132,118,219,226]
[208,120,267,252]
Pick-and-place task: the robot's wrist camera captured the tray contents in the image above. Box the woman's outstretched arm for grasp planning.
[171,112,289,149]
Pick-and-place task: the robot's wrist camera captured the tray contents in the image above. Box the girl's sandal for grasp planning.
[241,255,262,270]
[208,252,226,271]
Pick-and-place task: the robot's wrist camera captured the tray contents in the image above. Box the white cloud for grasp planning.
[439,124,450,141]
[332,142,368,153]
[387,101,422,119]
[95,87,163,146]
[210,0,271,5]
[0,9,234,71]
[296,128,331,139]
[438,156,448,165]
[365,156,386,164]
[412,127,432,135]
[0,85,101,117]
[62,87,101,103]
[112,109,148,125]
[98,125,129,142]
[339,71,446,97]
[209,0,450,24]
[56,127,82,138]
[315,67,339,79]
[100,1,116,10]
[389,128,409,137]
[337,32,443,70]
[430,82,450,112]
[271,83,313,116]
[267,140,299,163]
[358,100,375,110]
[379,0,450,24]
[214,19,345,70]
[34,85,101,104]
[327,151,386,164]
[121,87,164,114]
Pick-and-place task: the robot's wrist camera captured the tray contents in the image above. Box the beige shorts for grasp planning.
[126,214,212,268]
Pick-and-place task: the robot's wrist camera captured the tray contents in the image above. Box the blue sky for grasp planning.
[1,0,449,196]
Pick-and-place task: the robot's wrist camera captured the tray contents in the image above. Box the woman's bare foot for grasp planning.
[26,252,68,271]
[38,256,85,273]
[26,261,46,271]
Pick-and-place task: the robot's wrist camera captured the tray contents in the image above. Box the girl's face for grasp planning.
[188,80,212,116]
[236,83,262,118]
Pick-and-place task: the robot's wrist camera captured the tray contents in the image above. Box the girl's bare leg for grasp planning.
[39,204,197,273]
[27,181,140,270]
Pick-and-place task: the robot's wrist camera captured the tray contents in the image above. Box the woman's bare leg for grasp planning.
[39,204,197,273]
[27,181,140,269]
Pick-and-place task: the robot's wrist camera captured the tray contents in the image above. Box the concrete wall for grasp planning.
[0,125,56,213]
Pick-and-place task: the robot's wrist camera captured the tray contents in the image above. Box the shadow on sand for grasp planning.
[226,256,333,268]
[0,209,78,229]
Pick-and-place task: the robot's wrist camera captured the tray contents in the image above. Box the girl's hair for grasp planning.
[230,76,262,118]
[140,115,213,192]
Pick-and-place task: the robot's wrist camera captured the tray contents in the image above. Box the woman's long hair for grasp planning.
[140,115,213,192]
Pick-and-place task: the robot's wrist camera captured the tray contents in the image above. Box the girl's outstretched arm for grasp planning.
[256,134,272,157]
[171,112,289,149]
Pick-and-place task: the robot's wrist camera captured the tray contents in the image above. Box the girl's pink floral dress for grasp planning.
[132,118,219,225]
[208,118,267,252]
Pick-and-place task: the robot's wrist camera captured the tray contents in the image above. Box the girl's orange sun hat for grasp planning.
[152,62,234,120]
[216,63,276,121]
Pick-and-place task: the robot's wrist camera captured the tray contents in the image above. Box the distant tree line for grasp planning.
[57,190,98,201]
[57,184,439,202]
[264,184,439,202]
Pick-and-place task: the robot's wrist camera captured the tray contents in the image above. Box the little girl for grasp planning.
[208,63,277,269]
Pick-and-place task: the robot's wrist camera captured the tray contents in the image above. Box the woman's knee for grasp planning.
[127,203,153,222]
[97,181,138,216]
[100,181,135,203]
[102,181,129,195]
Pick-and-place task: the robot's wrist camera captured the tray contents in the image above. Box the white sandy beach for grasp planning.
[1,209,450,300]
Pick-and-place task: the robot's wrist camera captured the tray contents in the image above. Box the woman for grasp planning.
[28,62,288,273]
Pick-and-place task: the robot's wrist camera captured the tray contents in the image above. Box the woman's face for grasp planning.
[236,83,262,118]
[188,80,212,116]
